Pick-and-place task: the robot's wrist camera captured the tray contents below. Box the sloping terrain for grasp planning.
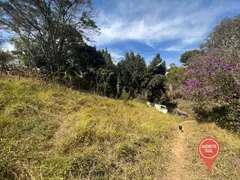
[0,78,181,179]
[1,78,239,180]
[164,99,240,180]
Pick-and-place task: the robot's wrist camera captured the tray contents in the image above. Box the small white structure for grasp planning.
[146,102,154,107]
[147,102,168,114]
[154,103,168,114]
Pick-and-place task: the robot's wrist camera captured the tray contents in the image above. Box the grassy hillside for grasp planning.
[0,78,181,179]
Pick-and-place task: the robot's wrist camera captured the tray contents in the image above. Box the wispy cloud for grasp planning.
[92,0,240,51]
[159,46,189,52]
[158,43,200,52]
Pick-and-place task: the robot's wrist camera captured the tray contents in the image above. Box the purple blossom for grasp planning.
[187,69,195,75]
[184,55,239,104]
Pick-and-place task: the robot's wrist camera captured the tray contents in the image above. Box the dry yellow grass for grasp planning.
[0,78,182,179]
[1,78,239,179]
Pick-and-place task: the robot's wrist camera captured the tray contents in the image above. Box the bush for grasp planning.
[166,66,188,100]
[193,103,240,132]
[120,89,130,103]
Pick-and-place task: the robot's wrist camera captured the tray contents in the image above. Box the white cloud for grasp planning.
[159,46,186,52]
[92,0,239,49]
[159,45,198,52]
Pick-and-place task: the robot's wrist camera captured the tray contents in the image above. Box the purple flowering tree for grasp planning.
[185,56,240,117]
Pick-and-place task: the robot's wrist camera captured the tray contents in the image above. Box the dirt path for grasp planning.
[163,119,196,180]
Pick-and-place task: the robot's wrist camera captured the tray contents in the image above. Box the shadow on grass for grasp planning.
[194,105,240,132]
[162,101,178,114]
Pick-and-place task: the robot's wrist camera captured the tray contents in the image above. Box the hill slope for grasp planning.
[165,99,240,180]
[1,78,240,180]
[0,78,181,179]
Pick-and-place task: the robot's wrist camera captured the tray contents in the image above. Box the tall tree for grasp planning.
[145,53,166,103]
[147,53,166,75]
[0,0,99,75]
[200,14,240,58]
[118,52,146,97]
[101,48,113,67]
[100,48,118,96]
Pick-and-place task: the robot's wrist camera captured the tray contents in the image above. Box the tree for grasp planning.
[72,45,105,74]
[85,48,117,96]
[185,56,240,129]
[185,56,240,104]
[147,53,166,75]
[100,48,118,97]
[101,48,113,67]
[0,0,99,76]
[11,39,32,68]
[169,63,176,68]
[200,14,240,59]
[89,67,112,95]
[180,50,202,66]
[145,53,166,103]
[118,52,146,97]
[146,75,165,103]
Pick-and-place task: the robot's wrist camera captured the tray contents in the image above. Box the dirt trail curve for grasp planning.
[162,119,196,180]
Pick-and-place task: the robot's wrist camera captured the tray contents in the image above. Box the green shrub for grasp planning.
[120,89,130,103]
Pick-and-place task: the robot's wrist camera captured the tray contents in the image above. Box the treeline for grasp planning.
[0,46,167,102]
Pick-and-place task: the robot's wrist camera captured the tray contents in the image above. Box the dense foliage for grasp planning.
[185,56,240,103]
[166,66,188,100]
[1,1,239,109]
[185,56,240,130]
[117,52,166,102]
[118,52,146,97]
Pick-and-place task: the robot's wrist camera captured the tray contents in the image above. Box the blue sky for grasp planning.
[90,0,240,66]
[1,0,240,66]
